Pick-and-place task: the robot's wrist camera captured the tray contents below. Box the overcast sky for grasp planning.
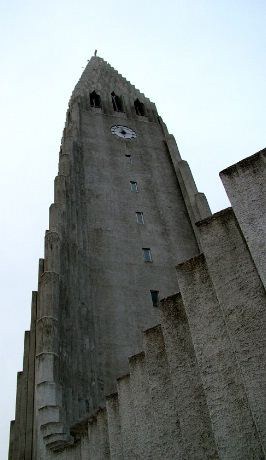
[0,0,265,456]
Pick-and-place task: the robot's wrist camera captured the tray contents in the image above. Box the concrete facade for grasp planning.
[9,57,266,459]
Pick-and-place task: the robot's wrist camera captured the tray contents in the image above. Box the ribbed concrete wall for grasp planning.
[8,54,265,460]
[26,149,264,460]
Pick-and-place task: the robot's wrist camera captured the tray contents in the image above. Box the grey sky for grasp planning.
[1,0,265,456]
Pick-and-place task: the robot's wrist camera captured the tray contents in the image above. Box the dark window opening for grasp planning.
[90,91,101,108]
[150,290,159,307]
[130,181,138,192]
[142,248,152,262]
[136,211,144,224]
[111,92,123,112]
[134,99,145,116]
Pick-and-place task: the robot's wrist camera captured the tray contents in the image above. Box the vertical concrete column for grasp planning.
[18,331,30,460]
[80,434,89,460]
[57,160,70,184]
[106,393,123,460]
[220,151,266,288]
[117,374,137,459]
[160,117,211,243]
[44,231,61,274]
[36,270,61,418]
[197,208,266,453]
[25,291,37,460]
[13,372,23,460]
[88,417,98,459]
[54,175,66,204]
[143,325,185,459]
[128,352,156,459]
[177,254,264,459]
[160,294,218,459]
[96,409,110,459]
[8,420,15,460]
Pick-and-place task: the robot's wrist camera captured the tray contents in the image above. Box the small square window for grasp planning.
[150,290,159,307]
[142,248,152,262]
[130,181,138,192]
[136,212,144,224]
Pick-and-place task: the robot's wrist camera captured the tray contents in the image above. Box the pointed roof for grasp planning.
[71,56,155,106]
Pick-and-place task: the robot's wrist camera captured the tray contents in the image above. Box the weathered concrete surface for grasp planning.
[220,150,266,288]
[128,352,156,459]
[197,208,266,453]
[177,254,264,459]
[106,393,123,460]
[117,375,137,459]
[8,421,15,460]
[160,294,218,459]
[9,55,266,460]
[143,325,185,459]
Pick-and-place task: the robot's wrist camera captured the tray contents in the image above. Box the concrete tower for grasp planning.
[9,56,211,459]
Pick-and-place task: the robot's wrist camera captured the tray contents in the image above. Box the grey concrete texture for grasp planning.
[117,375,137,459]
[143,325,185,459]
[220,149,266,288]
[197,207,266,452]
[106,393,123,459]
[9,56,266,459]
[160,293,218,459]
[128,352,157,459]
[176,254,264,459]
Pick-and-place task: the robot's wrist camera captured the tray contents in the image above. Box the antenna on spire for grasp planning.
[94,49,97,56]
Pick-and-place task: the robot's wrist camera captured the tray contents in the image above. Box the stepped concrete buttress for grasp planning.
[8,52,266,460]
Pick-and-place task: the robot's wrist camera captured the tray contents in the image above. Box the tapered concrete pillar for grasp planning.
[197,207,266,453]
[88,417,98,459]
[80,434,89,460]
[117,374,137,459]
[13,372,23,460]
[143,325,185,459]
[96,409,110,459]
[8,421,15,460]
[128,352,156,459]
[106,393,123,460]
[160,294,218,459]
[220,150,266,288]
[44,231,61,273]
[18,331,30,459]
[177,254,264,459]
[25,291,37,460]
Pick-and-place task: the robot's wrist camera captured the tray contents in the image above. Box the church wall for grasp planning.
[32,148,265,460]
[8,56,266,460]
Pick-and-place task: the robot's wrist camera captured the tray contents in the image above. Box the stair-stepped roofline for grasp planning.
[71,55,155,107]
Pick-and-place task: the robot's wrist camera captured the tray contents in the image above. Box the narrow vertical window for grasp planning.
[90,91,101,108]
[150,290,159,307]
[142,248,152,262]
[111,92,123,112]
[125,154,132,163]
[130,181,138,192]
[134,99,145,116]
[136,212,144,224]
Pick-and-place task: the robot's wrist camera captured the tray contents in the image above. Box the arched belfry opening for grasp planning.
[134,98,145,116]
[111,92,123,112]
[90,90,102,108]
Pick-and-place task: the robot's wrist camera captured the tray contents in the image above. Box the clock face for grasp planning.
[111,125,137,139]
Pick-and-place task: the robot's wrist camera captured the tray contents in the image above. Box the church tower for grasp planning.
[9,56,211,459]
